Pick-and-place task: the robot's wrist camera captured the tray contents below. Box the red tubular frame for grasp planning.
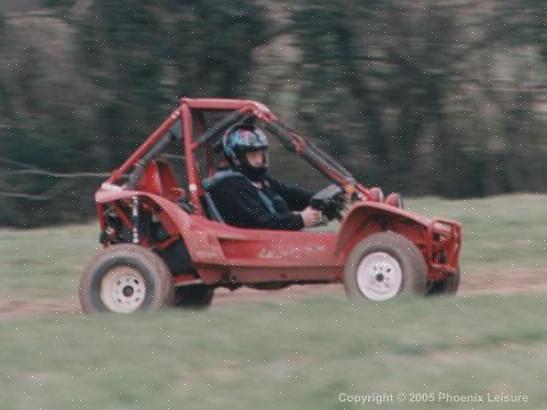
[109,109,181,184]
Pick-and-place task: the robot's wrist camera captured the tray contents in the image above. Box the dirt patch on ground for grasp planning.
[1,269,546,319]
[0,295,80,319]
[461,268,547,295]
[213,268,547,301]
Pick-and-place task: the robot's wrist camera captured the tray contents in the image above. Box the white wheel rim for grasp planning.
[100,266,147,313]
[356,252,403,301]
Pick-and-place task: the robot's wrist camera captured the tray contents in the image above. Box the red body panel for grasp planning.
[96,187,341,285]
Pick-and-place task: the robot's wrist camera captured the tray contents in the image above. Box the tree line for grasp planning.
[0,0,545,227]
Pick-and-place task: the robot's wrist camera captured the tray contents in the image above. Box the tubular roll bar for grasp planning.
[193,110,252,148]
[107,98,370,203]
[109,109,181,184]
[264,121,358,189]
[126,132,179,189]
[270,121,355,179]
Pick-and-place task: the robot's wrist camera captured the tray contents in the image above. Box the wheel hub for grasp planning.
[356,252,403,301]
[100,266,146,313]
[122,286,134,297]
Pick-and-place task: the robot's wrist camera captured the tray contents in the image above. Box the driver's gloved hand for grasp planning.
[300,206,322,227]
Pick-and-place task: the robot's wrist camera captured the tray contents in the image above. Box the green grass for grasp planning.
[406,194,547,272]
[0,223,99,298]
[1,296,547,409]
[1,194,547,409]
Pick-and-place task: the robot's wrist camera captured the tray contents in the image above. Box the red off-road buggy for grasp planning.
[79,98,462,313]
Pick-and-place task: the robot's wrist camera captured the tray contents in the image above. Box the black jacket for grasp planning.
[207,171,314,230]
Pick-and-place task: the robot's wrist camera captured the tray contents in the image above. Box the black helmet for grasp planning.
[222,125,269,181]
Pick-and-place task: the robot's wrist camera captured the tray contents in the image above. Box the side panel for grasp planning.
[95,188,341,284]
[191,216,341,284]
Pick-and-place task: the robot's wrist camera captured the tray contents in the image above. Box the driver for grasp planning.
[205,125,322,230]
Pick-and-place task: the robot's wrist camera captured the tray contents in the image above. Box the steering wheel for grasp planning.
[309,184,346,221]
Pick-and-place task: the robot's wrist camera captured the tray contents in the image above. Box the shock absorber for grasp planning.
[132,196,140,244]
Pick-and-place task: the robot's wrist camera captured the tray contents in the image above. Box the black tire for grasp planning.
[79,244,174,314]
[426,269,460,296]
[173,285,214,309]
[344,231,427,302]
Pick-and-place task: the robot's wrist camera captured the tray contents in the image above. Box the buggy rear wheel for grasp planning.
[344,232,427,302]
[79,244,173,314]
[173,285,214,309]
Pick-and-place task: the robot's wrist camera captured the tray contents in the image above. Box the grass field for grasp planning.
[405,194,547,272]
[1,296,547,409]
[1,194,547,409]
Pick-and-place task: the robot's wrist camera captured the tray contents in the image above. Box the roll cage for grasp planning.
[106,98,371,215]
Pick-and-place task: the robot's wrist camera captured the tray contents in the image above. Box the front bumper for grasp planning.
[426,218,462,278]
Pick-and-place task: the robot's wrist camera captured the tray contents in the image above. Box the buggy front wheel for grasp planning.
[343,232,427,302]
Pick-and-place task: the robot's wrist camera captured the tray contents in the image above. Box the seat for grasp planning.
[201,176,225,223]
[137,160,185,202]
